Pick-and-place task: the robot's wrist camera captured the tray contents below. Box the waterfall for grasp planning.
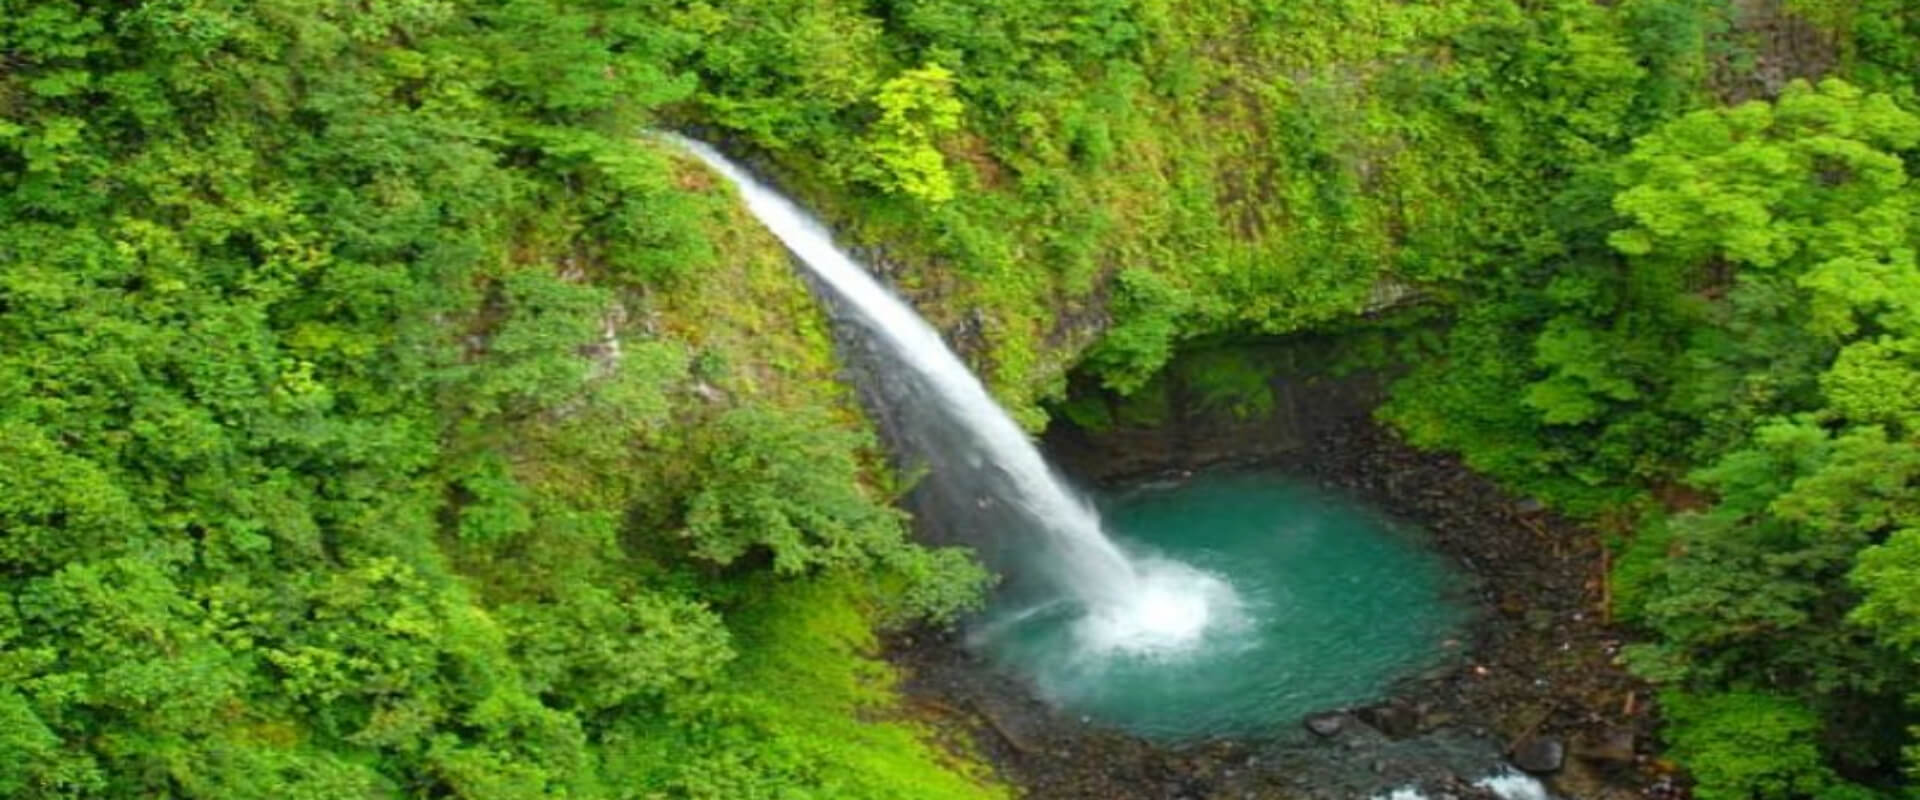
[667,134,1235,653]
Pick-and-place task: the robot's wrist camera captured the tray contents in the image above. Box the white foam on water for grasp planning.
[1370,768,1555,800]
[1475,769,1554,800]
[1074,558,1247,657]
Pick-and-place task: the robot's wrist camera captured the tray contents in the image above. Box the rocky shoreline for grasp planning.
[886,418,1683,799]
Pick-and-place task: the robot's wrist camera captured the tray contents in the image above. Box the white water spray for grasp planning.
[667,134,1234,653]
[1474,770,1555,800]
[1370,769,1555,800]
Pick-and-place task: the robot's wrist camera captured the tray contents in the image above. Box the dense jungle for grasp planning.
[4,0,1920,797]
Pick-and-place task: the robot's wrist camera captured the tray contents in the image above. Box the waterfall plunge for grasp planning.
[669,135,1236,655]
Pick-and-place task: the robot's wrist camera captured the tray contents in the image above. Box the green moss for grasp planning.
[1177,348,1279,421]
[1112,373,1176,429]
[1058,390,1118,432]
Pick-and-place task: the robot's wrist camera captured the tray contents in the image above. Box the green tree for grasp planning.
[858,64,966,203]
[1661,691,1875,800]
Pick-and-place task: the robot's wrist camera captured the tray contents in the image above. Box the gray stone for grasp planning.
[1513,735,1566,774]
[1304,712,1346,737]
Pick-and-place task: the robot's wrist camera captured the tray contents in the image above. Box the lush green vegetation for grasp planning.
[0,3,990,797]
[1159,20,1920,797]
[1380,62,1920,800]
[6,0,1920,797]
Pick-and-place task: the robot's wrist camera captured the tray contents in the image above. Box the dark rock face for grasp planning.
[1513,736,1567,774]
[1305,712,1347,737]
[1043,341,1391,480]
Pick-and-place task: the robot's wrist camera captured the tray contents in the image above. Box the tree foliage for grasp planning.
[9,0,1920,797]
[1660,691,1872,800]
[1,2,991,797]
[858,64,965,204]
[1389,77,1920,794]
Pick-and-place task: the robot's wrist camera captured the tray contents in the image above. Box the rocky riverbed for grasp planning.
[887,418,1685,799]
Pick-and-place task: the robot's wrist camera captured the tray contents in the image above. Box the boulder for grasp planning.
[1304,712,1346,737]
[1573,728,1636,765]
[1357,701,1420,739]
[1512,735,1566,774]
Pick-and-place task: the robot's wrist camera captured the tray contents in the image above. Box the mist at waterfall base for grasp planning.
[666,134,1472,749]
[975,472,1470,740]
